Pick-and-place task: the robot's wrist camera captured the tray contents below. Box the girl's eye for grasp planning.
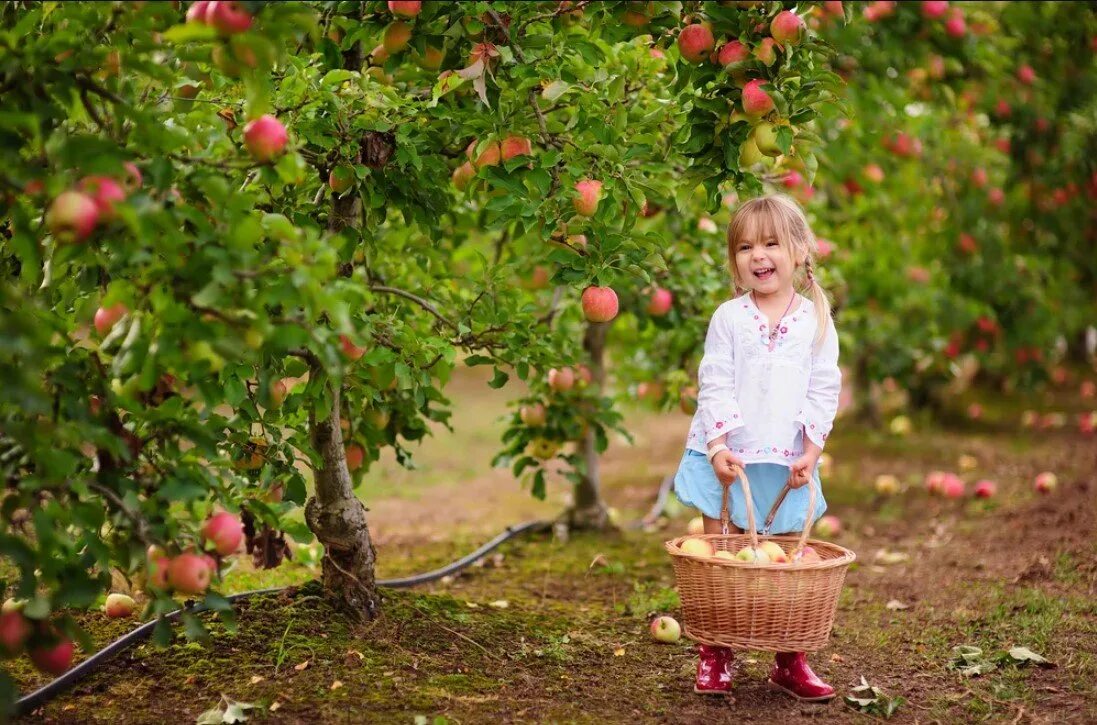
[767,241,779,247]
[738,245,751,252]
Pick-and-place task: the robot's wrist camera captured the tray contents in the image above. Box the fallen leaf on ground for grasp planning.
[874,549,910,565]
[249,675,264,684]
[294,660,310,672]
[489,600,509,609]
[330,680,343,690]
[614,647,626,657]
[885,600,910,610]
[830,653,845,663]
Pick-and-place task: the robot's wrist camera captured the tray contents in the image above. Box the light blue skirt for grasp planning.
[672,449,827,535]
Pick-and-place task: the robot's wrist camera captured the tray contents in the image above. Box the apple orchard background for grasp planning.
[1,0,1095,721]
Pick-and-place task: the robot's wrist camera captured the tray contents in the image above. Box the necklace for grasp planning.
[752,289,797,351]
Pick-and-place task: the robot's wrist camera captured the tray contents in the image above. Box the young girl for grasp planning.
[674,193,841,701]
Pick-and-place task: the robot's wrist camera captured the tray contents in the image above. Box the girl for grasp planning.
[674,194,841,701]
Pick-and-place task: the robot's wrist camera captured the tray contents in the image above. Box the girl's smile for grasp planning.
[735,235,797,300]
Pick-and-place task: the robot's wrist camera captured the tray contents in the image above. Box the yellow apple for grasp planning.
[759,540,788,563]
[680,537,715,558]
[713,550,736,561]
[874,474,900,495]
[686,516,705,535]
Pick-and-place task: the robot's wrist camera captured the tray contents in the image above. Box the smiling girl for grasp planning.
[673,194,842,701]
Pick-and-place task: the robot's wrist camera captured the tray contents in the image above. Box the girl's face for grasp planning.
[733,222,798,298]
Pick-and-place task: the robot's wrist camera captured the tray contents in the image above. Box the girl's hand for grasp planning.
[711,450,746,487]
[789,454,819,489]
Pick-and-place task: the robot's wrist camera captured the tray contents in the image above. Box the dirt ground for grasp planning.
[9,374,1097,724]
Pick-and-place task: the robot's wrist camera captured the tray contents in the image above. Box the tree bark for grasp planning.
[304,380,381,622]
[300,36,380,621]
[569,321,611,531]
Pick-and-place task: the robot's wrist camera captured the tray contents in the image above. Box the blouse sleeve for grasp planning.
[696,305,745,445]
[796,317,841,449]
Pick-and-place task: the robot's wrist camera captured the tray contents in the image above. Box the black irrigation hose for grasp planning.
[12,519,555,718]
[15,490,678,718]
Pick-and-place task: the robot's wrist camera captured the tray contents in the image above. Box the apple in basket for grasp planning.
[793,546,822,564]
[680,538,715,557]
[686,516,705,535]
[758,541,789,563]
[734,546,771,563]
[713,550,736,561]
[649,615,681,644]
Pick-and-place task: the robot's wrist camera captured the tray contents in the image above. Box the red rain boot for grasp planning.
[694,644,734,695]
[768,651,836,702]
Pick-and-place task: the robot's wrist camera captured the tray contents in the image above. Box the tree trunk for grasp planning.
[301,35,380,621]
[304,382,381,622]
[568,322,611,531]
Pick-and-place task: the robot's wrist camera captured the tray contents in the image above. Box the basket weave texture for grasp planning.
[664,466,856,652]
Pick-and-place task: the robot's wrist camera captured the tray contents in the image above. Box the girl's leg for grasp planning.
[694,511,741,696]
[766,529,835,702]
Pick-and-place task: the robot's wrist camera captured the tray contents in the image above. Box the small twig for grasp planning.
[370,285,458,332]
[413,605,503,663]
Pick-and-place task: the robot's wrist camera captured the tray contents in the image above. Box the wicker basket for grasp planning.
[665,466,856,652]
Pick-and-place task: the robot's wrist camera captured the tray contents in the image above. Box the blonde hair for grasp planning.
[725,193,833,350]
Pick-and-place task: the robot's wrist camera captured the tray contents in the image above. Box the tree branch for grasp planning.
[370,285,459,332]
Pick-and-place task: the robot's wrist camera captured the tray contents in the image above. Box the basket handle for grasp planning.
[720,466,818,556]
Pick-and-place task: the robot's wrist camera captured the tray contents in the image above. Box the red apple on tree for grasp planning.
[167,553,212,595]
[383,21,412,54]
[573,179,603,217]
[922,1,949,19]
[520,403,547,427]
[581,286,619,323]
[500,135,532,161]
[387,1,421,17]
[29,636,75,676]
[677,23,714,63]
[243,114,288,161]
[329,165,355,193]
[741,79,774,117]
[340,334,366,361]
[646,287,673,316]
[0,611,31,656]
[78,176,126,220]
[345,444,365,472]
[202,511,244,556]
[46,190,99,243]
[94,303,128,336]
[716,39,748,66]
[186,0,211,24]
[771,10,805,46]
[548,367,575,392]
[205,1,253,35]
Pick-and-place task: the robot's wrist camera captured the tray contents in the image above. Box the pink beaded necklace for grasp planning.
[752,289,797,351]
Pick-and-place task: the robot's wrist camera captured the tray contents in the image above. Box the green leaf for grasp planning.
[488,368,509,389]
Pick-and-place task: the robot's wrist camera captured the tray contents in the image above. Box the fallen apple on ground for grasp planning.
[649,615,681,643]
[1034,471,1057,494]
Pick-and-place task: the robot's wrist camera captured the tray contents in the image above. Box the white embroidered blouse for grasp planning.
[685,292,842,466]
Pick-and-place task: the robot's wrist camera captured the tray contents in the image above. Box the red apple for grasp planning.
[520,403,547,427]
[0,612,31,656]
[973,480,996,498]
[987,188,1005,206]
[863,163,885,183]
[716,40,748,66]
[205,1,253,35]
[824,1,844,18]
[922,1,949,19]
[649,615,681,643]
[1034,471,1057,494]
[383,21,412,53]
[753,37,777,66]
[1017,64,1036,85]
[582,286,619,323]
[646,287,673,316]
[202,511,244,556]
[1081,381,1096,399]
[677,24,714,63]
[573,179,603,217]
[452,162,475,190]
[575,364,593,386]
[29,637,75,676]
[814,515,841,537]
[500,135,532,161]
[741,79,774,117]
[78,176,126,219]
[104,593,137,618]
[924,470,945,495]
[945,9,966,37]
[466,139,502,169]
[387,1,421,17]
[771,10,805,46]
[417,45,444,70]
[345,443,365,472]
[548,367,575,392]
[242,115,288,162]
[340,334,366,361]
[967,403,983,419]
[123,162,142,191]
[167,553,212,595]
[270,378,290,408]
[46,190,99,243]
[94,303,128,336]
[186,0,210,24]
[329,165,355,193]
[942,473,965,499]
